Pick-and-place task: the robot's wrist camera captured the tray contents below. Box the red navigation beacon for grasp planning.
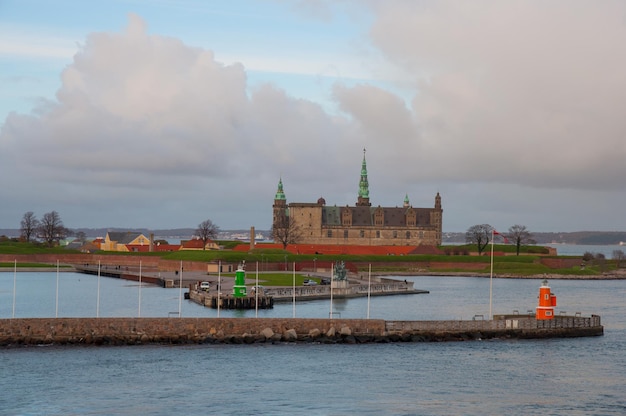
[536,278,557,320]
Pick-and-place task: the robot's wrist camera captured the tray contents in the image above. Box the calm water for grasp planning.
[1,270,625,415]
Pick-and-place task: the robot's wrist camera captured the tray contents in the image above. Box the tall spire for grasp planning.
[357,148,371,206]
[275,177,286,200]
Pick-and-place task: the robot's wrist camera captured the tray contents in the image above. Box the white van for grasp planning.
[199,282,210,291]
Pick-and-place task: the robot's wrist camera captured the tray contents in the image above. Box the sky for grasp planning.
[1,0,625,233]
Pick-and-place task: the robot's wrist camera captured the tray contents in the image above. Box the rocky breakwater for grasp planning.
[0,315,603,347]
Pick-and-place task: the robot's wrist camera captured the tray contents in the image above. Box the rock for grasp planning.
[340,326,352,336]
[326,326,336,337]
[309,328,322,338]
[261,327,275,339]
[283,328,298,341]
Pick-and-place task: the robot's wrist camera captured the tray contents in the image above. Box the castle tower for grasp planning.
[403,194,410,208]
[357,148,371,206]
[272,178,288,230]
[536,278,557,320]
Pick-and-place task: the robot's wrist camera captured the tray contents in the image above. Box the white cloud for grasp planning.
[2,3,626,232]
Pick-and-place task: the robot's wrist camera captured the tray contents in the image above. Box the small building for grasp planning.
[180,238,220,251]
[101,231,150,252]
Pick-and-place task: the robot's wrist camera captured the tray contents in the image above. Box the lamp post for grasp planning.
[313,258,317,273]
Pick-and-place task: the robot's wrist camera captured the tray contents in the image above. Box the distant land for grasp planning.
[1,228,626,245]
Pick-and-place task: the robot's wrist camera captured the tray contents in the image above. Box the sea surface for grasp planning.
[1,249,625,415]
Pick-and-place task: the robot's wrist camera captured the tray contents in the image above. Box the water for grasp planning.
[1,272,625,415]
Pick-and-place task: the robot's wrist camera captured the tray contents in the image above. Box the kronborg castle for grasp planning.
[272,151,443,246]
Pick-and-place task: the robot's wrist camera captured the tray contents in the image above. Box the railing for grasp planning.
[386,316,601,332]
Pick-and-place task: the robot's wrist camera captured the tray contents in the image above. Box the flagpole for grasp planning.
[489,229,494,320]
[330,263,334,319]
[292,262,296,318]
[138,260,142,317]
[12,259,17,318]
[97,260,101,318]
[255,261,259,318]
[55,260,60,318]
[178,261,183,318]
[217,260,221,318]
[367,263,371,319]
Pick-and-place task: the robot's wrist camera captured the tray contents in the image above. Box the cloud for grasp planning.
[355,0,626,190]
[2,3,625,232]
[0,14,357,228]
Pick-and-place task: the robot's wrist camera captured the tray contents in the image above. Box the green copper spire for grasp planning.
[358,148,369,199]
[275,177,286,200]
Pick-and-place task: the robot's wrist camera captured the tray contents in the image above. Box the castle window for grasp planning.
[393,230,397,238]
[360,230,365,238]
[344,229,349,238]
[327,230,333,238]
[406,231,411,239]
[376,230,380,238]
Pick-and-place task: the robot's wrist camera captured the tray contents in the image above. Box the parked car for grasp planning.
[320,278,331,285]
[250,285,265,293]
[303,279,318,286]
[199,281,210,291]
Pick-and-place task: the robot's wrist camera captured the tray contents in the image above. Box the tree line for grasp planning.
[465,224,535,256]
[19,211,221,250]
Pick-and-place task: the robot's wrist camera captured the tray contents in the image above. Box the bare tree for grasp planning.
[196,219,220,250]
[612,250,624,268]
[271,215,303,249]
[20,211,39,242]
[38,211,68,247]
[465,224,493,255]
[74,231,87,243]
[507,224,536,256]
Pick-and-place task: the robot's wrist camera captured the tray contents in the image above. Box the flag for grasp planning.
[493,230,509,244]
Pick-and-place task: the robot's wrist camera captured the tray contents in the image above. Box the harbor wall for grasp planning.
[0,316,603,346]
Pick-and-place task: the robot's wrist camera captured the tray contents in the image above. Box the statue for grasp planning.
[334,261,347,281]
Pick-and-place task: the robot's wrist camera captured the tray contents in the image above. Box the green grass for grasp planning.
[0,240,614,277]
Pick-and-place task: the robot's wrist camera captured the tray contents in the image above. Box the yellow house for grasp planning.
[102,231,150,252]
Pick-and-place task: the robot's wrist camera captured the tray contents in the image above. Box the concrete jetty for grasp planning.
[0,315,603,346]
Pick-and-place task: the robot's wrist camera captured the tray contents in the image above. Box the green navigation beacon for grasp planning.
[233,262,247,298]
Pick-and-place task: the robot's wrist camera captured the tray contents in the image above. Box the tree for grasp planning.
[507,224,536,256]
[74,231,87,243]
[465,224,493,255]
[196,219,220,250]
[271,215,303,249]
[38,211,68,247]
[20,211,39,242]
[612,249,625,268]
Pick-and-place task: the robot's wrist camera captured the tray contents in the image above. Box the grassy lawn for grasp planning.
[0,241,613,276]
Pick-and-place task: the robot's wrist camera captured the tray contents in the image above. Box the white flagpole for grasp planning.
[217,261,221,317]
[97,260,101,318]
[55,260,60,318]
[330,263,334,319]
[138,260,142,317]
[12,259,17,318]
[255,261,259,318]
[178,261,183,318]
[292,262,296,318]
[489,229,494,320]
[367,263,371,319]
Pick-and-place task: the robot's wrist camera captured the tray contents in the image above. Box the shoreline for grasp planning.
[2,266,626,280]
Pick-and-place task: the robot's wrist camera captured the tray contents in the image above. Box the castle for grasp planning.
[272,150,443,246]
